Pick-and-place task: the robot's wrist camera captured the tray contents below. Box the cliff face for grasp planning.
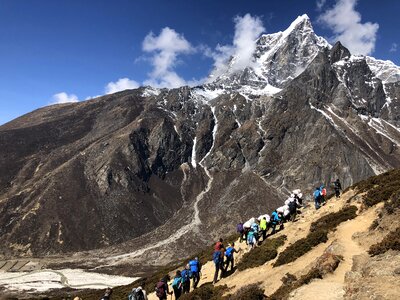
[1,16,400,262]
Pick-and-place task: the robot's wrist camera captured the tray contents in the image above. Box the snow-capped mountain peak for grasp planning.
[366,56,400,84]
[202,15,331,99]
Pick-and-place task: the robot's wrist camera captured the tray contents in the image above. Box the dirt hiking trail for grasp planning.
[148,191,379,299]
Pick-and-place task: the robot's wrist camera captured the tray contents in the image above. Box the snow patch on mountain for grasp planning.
[366,56,400,84]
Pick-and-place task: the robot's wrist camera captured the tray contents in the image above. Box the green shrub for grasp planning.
[274,230,328,267]
[368,227,400,256]
[309,206,358,232]
[180,283,227,300]
[236,236,286,271]
[224,283,266,300]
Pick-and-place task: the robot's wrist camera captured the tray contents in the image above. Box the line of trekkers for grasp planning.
[124,182,343,300]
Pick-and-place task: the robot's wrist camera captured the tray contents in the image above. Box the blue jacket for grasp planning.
[271,211,281,223]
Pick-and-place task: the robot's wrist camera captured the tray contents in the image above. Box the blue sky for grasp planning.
[0,0,399,125]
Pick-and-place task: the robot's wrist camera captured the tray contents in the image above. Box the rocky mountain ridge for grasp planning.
[0,15,400,269]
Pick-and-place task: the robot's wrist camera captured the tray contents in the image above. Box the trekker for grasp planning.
[212,248,225,284]
[155,276,173,300]
[128,287,147,300]
[224,242,239,272]
[251,221,260,244]
[172,271,183,299]
[215,238,224,251]
[189,257,201,289]
[334,179,342,198]
[270,210,281,235]
[314,187,322,209]
[288,199,298,222]
[100,288,113,300]
[180,264,191,294]
[237,222,245,243]
[260,217,268,241]
[247,229,256,249]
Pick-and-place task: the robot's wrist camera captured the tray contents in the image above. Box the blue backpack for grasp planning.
[213,250,221,264]
[172,276,181,288]
[225,247,234,258]
[189,260,199,273]
[181,269,190,282]
[314,189,321,200]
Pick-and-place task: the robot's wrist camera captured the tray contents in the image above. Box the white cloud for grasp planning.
[316,0,327,11]
[318,0,379,55]
[142,27,194,88]
[207,14,265,79]
[50,92,79,104]
[390,43,398,53]
[105,77,140,94]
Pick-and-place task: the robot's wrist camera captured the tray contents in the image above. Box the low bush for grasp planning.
[368,227,400,256]
[267,268,325,300]
[274,205,358,267]
[383,191,400,214]
[236,236,286,271]
[225,283,266,300]
[353,169,400,193]
[273,230,328,267]
[369,218,380,231]
[180,283,227,300]
[352,169,400,207]
[309,205,358,232]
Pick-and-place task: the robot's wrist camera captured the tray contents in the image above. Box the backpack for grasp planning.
[322,188,327,196]
[181,269,190,282]
[128,289,144,300]
[313,189,321,200]
[172,277,181,289]
[189,260,199,273]
[155,281,166,298]
[237,223,244,232]
[213,250,221,264]
[288,200,296,211]
[225,247,234,258]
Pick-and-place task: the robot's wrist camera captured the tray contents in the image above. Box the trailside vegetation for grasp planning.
[353,169,400,207]
[268,251,342,300]
[368,227,400,256]
[236,235,286,271]
[274,205,357,267]
[309,205,358,232]
[225,283,266,300]
[179,283,227,300]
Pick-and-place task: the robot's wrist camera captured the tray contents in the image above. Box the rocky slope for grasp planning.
[1,14,400,273]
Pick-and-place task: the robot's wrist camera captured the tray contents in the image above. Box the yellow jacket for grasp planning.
[260,219,267,230]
